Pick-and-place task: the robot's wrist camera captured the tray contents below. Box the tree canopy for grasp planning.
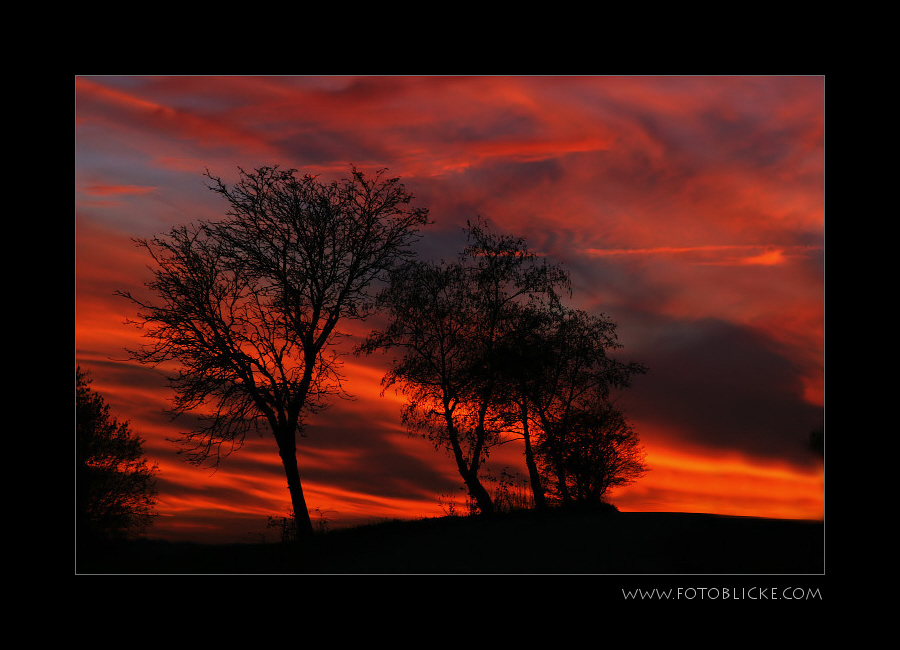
[360,219,570,514]
[117,165,430,538]
[361,218,647,515]
[505,305,648,505]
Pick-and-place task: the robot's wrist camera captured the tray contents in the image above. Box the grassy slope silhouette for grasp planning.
[78,509,824,574]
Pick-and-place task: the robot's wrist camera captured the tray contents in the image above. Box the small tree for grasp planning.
[554,399,648,505]
[76,367,158,542]
[117,165,429,539]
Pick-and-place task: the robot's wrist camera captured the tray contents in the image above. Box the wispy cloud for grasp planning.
[81,184,158,196]
[581,244,820,266]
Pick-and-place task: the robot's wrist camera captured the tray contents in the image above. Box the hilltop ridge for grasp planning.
[77,509,824,575]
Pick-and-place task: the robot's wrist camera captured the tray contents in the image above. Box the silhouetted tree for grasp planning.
[360,258,495,512]
[76,367,158,543]
[360,218,569,516]
[553,398,647,505]
[504,306,648,507]
[117,165,429,539]
[491,303,555,510]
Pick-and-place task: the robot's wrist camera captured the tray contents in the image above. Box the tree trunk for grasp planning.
[537,411,573,505]
[520,401,547,510]
[468,396,495,517]
[276,434,315,540]
[443,408,494,517]
[464,466,495,516]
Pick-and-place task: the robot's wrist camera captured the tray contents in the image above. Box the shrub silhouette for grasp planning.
[76,367,158,543]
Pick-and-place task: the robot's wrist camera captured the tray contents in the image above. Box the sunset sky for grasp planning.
[75,76,825,544]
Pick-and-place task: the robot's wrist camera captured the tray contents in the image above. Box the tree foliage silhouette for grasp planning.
[502,306,648,506]
[77,367,158,542]
[549,398,647,505]
[360,218,570,515]
[363,218,649,515]
[117,165,429,539]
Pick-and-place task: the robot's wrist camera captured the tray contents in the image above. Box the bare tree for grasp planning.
[361,258,496,512]
[117,165,429,539]
[360,218,569,516]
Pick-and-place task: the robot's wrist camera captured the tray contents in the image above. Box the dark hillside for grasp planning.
[77,510,824,574]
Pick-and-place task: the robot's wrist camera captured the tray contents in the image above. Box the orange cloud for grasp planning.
[580,244,821,269]
[610,442,823,521]
[81,184,158,196]
[737,249,785,266]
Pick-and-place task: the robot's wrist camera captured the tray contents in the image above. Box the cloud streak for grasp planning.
[581,243,819,266]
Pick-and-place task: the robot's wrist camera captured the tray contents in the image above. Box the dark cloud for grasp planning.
[278,129,394,169]
[625,315,823,467]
